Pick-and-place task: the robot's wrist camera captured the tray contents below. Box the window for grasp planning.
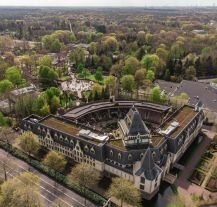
[110,150,113,157]
[140,177,145,184]
[140,185,144,190]
[140,153,144,159]
[152,151,156,158]
[90,147,95,154]
[84,145,89,152]
[64,137,69,143]
[118,153,121,160]
[128,154,132,161]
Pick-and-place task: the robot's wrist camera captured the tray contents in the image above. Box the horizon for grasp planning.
[0,0,217,7]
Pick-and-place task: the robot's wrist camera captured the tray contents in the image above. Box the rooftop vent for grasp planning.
[159,121,179,135]
[79,129,109,142]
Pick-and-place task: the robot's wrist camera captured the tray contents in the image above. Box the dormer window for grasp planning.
[64,137,69,143]
[118,153,121,160]
[140,153,144,159]
[152,151,156,158]
[54,133,58,139]
[84,145,89,152]
[110,150,113,157]
[70,139,74,146]
[128,154,132,161]
[90,147,95,154]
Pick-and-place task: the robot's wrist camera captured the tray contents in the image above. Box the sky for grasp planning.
[0,0,216,7]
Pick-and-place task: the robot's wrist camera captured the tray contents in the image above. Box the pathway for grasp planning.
[61,70,93,98]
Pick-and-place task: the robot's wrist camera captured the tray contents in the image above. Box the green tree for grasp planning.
[185,66,196,80]
[38,65,58,87]
[121,75,135,93]
[77,63,84,74]
[122,56,140,75]
[38,55,52,67]
[0,79,13,96]
[0,112,9,126]
[69,163,101,206]
[108,177,141,207]
[105,75,116,96]
[43,150,66,174]
[0,172,42,207]
[15,94,35,121]
[146,70,155,81]
[39,103,50,116]
[50,39,62,53]
[151,86,162,103]
[94,67,103,82]
[69,47,86,66]
[5,66,22,86]
[17,131,40,156]
[50,96,61,114]
[142,54,160,70]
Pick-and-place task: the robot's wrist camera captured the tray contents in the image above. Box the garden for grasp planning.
[189,140,217,192]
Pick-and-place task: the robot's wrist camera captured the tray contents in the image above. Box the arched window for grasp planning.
[84,145,89,152]
[152,151,156,158]
[118,153,121,160]
[128,154,132,161]
[110,150,113,157]
[90,147,95,154]
[64,137,69,143]
[140,153,144,159]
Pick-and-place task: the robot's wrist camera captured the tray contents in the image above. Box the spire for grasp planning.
[135,148,160,180]
[127,106,150,136]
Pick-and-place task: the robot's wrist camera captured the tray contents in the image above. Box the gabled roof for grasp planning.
[126,106,150,136]
[135,148,161,180]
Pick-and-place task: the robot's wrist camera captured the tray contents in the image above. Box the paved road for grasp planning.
[0,149,99,207]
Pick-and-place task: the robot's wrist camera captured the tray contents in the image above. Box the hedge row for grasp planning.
[0,141,109,206]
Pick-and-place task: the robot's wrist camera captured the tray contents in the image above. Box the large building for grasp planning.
[21,101,205,199]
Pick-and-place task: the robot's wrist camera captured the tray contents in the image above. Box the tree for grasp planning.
[50,39,62,53]
[146,70,155,81]
[43,150,66,174]
[38,65,58,87]
[94,67,103,82]
[76,63,84,74]
[121,75,135,93]
[42,34,62,53]
[0,79,13,96]
[5,66,22,86]
[142,54,160,70]
[38,55,52,67]
[50,96,61,114]
[15,94,35,121]
[40,103,50,116]
[69,163,100,206]
[69,47,86,66]
[0,155,12,181]
[137,31,146,46]
[92,83,103,99]
[185,66,196,80]
[17,131,40,156]
[122,56,140,75]
[105,75,116,96]
[151,86,162,103]
[108,177,141,207]
[0,172,42,207]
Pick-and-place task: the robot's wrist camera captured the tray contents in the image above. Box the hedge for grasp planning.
[0,141,111,206]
